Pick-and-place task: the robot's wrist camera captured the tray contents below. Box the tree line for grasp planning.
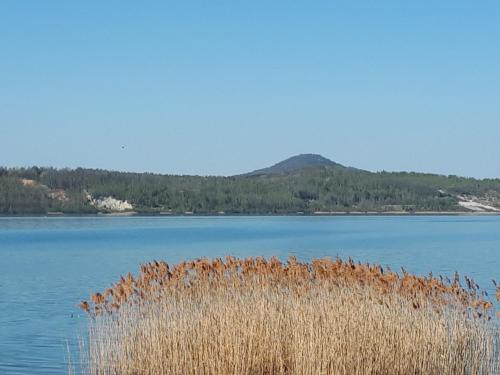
[1,166,499,214]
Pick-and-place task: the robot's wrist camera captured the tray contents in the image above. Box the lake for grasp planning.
[1,215,499,374]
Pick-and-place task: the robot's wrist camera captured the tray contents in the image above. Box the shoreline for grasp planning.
[2,211,500,218]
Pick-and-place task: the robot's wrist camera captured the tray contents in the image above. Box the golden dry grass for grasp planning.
[80,257,500,375]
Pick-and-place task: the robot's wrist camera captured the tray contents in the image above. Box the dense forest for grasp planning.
[1,157,500,214]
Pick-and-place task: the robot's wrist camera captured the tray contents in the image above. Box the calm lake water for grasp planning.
[1,215,500,374]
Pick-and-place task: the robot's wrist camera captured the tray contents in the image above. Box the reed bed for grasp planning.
[80,257,500,375]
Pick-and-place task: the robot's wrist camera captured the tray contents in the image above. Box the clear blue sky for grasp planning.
[1,1,499,178]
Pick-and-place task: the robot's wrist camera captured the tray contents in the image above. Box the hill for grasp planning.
[1,156,500,214]
[243,154,343,176]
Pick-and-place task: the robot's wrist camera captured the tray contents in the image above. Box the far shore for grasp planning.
[2,211,500,218]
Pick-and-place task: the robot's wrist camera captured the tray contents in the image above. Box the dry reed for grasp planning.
[80,257,500,375]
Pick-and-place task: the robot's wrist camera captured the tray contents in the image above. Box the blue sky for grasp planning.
[1,1,499,178]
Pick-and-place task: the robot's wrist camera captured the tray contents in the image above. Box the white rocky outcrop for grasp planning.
[457,195,500,212]
[85,192,133,212]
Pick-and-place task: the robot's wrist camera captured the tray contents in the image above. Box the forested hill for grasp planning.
[243,154,343,176]
[1,154,500,214]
